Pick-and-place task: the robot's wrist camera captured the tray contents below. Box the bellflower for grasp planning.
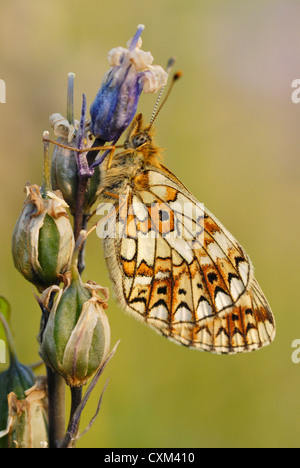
[89,24,168,143]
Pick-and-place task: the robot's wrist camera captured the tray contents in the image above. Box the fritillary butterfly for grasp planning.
[96,113,275,354]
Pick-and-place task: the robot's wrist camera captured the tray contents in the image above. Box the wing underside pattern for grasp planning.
[102,169,275,354]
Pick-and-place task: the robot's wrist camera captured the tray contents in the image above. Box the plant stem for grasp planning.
[73,93,93,242]
[86,137,105,166]
[63,94,106,447]
[60,387,82,448]
[73,135,105,257]
[77,214,88,275]
[47,366,66,448]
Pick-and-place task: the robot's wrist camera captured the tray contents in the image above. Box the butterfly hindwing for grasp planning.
[102,166,275,354]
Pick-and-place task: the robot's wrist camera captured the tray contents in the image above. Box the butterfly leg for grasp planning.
[42,134,117,154]
[107,147,116,170]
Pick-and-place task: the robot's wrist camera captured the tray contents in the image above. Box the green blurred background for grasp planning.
[0,0,299,448]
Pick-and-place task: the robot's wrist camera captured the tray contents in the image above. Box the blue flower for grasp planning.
[89,24,168,143]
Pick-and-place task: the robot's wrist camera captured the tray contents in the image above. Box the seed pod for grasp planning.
[0,360,36,448]
[50,134,101,215]
[12,185,74,292]
[0,378,48,448]
[49,72,102,214]
[40,266,111,388]
[0,310,47,448]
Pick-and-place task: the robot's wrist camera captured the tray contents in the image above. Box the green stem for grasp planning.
[74,176,89,242]
[60,386,82,448]
[62,87,106,447]
[47,366,66,448]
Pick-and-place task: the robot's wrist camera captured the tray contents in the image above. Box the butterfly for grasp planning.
[95,112,275,354]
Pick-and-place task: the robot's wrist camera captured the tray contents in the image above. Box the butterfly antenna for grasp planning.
[149,58,182,130]
[149,58,175,123]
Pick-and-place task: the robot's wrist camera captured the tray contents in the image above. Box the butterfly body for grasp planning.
[97,114,275,354]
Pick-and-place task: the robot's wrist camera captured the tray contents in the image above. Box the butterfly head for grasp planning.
[124,113,154,151]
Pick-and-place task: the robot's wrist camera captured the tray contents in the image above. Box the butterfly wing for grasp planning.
[102,166,275,354]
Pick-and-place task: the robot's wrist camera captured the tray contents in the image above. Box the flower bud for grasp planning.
[12,185,75,292]
[40,267,110,387]
[90,24,168,142]
[0,310,47,448]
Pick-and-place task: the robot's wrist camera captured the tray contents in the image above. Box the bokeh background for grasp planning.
[0,0,299,448]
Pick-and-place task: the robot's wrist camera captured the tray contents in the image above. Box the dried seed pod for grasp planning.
[49,73,102,214]
[0,310,47,449]
[12,185,74,292]
[0,378,48,448]
[40,259,110,387]
[50,134,101,215]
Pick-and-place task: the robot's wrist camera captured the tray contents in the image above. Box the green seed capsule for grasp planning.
[0,311,48,448]
[50,116,102,215]
[0,378,48,449]
[40,268,110,388]
[0,362,36,448]
[11,185,74,292]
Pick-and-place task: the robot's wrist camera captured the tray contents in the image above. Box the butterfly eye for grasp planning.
[132,133,150,148]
